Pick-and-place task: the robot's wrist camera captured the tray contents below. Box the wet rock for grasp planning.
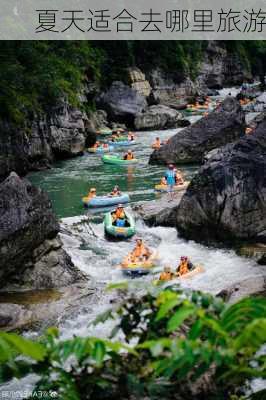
[196,41,252,90]
[134,105,183,131]
[96,81,147,125]
[134,193,184,227]
[0,102,96,180]
[0,284,94,331]
[237,243,266,263]
[216,276,266,303]
[150,97,245,165]
[175,119,266,245]
[0,172,86,290]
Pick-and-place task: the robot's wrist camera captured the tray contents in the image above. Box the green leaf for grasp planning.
[167,305,195,332]
[0,333,46,361]
[106,281,129,291]
[155,297,181,321]
[0,337,14,362]
[233,318,266,352]
[92,341,106,365]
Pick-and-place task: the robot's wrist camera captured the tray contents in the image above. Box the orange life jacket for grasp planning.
[114,209,125,219]
[132,244,147,258]
[125,153,134,160]
[159,272,173,281]
[177,261,189,276]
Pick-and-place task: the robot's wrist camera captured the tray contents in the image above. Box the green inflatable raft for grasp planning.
[102,155,138,166]
[104,211,136,238]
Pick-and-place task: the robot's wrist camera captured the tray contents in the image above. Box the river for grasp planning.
[3,89,265,396]
[27,107,262,341]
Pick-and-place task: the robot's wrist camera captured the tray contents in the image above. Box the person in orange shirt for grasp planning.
[152,137,161,149]
[175,170,184,185]
[128,132,135,141]
[159,266,174,281]
[176,256,193,277]
[92,141,100,149]
[86,188,97,200]
[130,238,152,262]
[110,185,121,196]
[112,204,126,226]
[123,150,135,160]
[245,127,254,135]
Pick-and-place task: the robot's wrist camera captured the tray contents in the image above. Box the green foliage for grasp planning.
[0,41,103,123]
[1,40,266,125]
[0,287,265,399]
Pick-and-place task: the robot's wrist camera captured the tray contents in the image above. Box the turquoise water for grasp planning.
[28,128,198,218]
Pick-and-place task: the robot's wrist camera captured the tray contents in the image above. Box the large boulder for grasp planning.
[0,103,96,180]
[150,97,245,165]
[0,172,85,289]
[127,67,152,97]
[96,81,147,125]
[175,119,266,244]
[134,105,183,131]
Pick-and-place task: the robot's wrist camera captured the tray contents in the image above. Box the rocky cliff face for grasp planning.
[196,41,252,90]
[176,119,266,244]
[127,67,152,97]
[149,97,245,165]
[0,172,85,290]
[96,81,147,126]
[0,101,97,182]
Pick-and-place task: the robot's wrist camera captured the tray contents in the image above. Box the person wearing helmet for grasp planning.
[87,188,97,200]
[165,163,177,201]
[159,266,174,281]
[176,256,193,276]
[130,238,152,262]
[123,149,135,160]
[110,185,121,196]
[112,204,126,226]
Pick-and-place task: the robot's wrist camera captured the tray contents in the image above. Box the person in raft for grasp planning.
[129,238,152,262]
[87,188,97,200]
[165,164,177,201]
[123,149,135,160]
[160,177,167,186]
[110,185,121,196]
[112,204,126,227]
[175,169,184,185]
[176,256,194,276]
[159,266,174,281]
[128,132,135,141]
[92,141,100,149]
[152,137,161,149]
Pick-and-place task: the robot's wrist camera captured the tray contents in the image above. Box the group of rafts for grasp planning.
[83,128,202,280]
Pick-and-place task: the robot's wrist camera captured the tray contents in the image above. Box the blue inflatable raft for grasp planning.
[82,193,130,208]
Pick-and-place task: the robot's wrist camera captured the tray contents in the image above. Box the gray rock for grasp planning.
[175,119,266,244]
[134,105,183,131]
[133,193,184,227]
[216,276,266,303]
[0,284,95,331]
[0,101,96,180]
[96,81,147,124]
[256,92,266,103]
[196,41,252,90]
[150,97,245,165]
[0,173,85,289]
